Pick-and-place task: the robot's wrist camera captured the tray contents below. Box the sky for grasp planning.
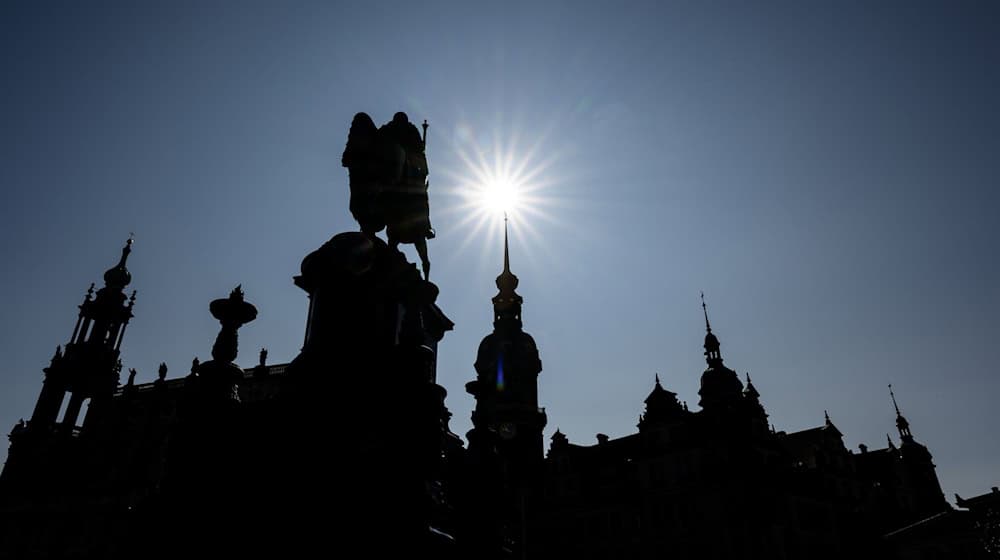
[1,1,997,499]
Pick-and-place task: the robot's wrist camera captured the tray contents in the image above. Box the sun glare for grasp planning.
[481,177,521,216]
[435,117,571,270]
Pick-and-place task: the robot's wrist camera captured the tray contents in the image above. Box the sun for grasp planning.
[433,117,569,269]
[481,175,522,217]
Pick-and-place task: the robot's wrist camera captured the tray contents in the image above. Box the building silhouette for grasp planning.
[0,230,995,558]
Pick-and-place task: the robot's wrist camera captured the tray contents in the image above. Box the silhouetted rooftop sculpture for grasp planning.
[342,111,434,279]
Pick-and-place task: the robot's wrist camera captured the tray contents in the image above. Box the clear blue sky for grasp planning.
[1,1,997,499]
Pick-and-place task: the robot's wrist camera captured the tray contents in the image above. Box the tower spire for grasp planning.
[695,293,745,410]
[701,291,712,333]
[889,384,912,439]
[468,211,547,521]
[700,292,722,365]
[492,215,522,328]
[503,212,510,275]
[889,383,901,416]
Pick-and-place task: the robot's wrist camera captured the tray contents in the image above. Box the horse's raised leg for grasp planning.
[415,238,430,281]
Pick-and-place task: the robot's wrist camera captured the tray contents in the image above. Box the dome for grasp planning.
[475,331,541,374]
[698,364,744,407]
[103,239,133,289]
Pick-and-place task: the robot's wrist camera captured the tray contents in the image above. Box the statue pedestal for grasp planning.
[281,231,456,555]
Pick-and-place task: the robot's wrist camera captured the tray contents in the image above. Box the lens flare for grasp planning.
[436,118,568,268]
[482,177,521,217]
[496,352,506,392]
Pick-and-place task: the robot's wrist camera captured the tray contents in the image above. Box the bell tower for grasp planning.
[888,384,948,518]
[1,239,136,496]
[463,218,547,558]
[466,218,547,478]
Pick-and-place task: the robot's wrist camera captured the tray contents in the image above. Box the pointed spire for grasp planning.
[824,410,831,424]
[503,212,510,275]
[888,384,912,439]
[700,292,722,365]
[491,214,523,327]
[497,213,516,288]
[701,291,712,333]
[889,383,901,415]
[887,433,897,450]
[655,373,661,386]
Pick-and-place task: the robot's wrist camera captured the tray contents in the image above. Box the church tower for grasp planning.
[696,293,744,411]
[889,384,948,518]
[28,239,136,434]
[463,219,547,558]
[1,239,136,494]
[467,218,547,480]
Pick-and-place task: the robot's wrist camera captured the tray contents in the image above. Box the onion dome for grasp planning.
[103,237,133,290]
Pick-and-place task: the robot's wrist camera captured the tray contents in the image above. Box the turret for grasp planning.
[887,384,949,517]
[639,374,685,428]
[696,293,743,411]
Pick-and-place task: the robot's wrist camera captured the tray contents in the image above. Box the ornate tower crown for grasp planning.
[492,216,523,328]
[102,237,133,290]
[702,292,722,366]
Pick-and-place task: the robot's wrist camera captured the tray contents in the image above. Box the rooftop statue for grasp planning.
[342,111,435,279]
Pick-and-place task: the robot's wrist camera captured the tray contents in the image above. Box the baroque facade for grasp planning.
[465,229,991,560]
[0,219,995,558]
